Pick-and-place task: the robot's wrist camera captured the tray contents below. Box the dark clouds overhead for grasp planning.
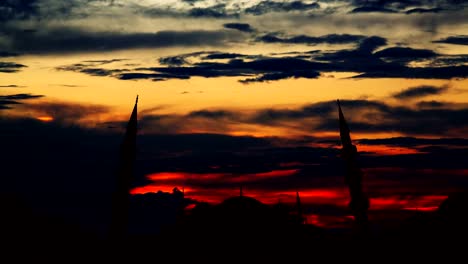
[2,28,243,54]
[57,34,468,83]
[0,0,38,22]
[245,1,320,15]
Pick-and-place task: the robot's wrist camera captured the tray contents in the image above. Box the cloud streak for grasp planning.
[0,62,27,73]
[393,85,449,100]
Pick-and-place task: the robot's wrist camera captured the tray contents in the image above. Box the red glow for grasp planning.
[130,184,192,195]
[355,144,420,155]
[130,167,451,228]
[147,172,227,181]
[370,195,448,211]
[36,116,54,122]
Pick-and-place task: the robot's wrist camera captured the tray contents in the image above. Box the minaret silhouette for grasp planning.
[296,191,305,224]
[337,100,369,233]
[109,95,138,239]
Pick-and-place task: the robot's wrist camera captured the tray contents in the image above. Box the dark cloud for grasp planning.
[0,0,38,22]
[25,101,110,123]
[374,47,437,59]
[57,35,467,82]
[189,5,238,18]
[433,36,468,45]
[393,85,449,100]
[188,110,236,119]
[428,55,468,67]
[202,52,247,60]
[257,33,366,45]
[181,0,203,4]
[245,1,320,15]
[350,6,398,13]
[120,57,325,83]
[416,100,449,108]
[119,73,190,82]
[239,70,320,83]
[159,56,188,66]
[353,65,468,79]
[348,0,457,14]
[358,36,388,52]
[357,137,468,147]
[57,63,121,77]
[0,62,27,73]
[141,5,239,19]
[0,93,44,110]
[168,99,461,137]
[223,23,254,32]
[309,99,468,136]
[0,85,23,88]
[0,51,20,57]
[0,94,43,100]
[81,59,127,65]
[5,28,243,54]
[405,7,443,14]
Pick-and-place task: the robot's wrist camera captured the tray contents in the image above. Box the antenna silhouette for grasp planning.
[109,95,139,239]
[337,99,369,234]
[296,190,305,224]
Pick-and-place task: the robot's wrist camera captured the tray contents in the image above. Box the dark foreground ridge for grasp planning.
[2,190,468,261]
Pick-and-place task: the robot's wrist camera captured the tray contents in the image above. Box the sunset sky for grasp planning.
[1,0,468,229]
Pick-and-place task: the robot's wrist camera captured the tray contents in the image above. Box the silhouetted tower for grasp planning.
[296,191,305,224]
[337,100,369,233]
[109,96,138,239]
[240,186,243,197]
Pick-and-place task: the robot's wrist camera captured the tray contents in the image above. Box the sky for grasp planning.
[1,0,468,229]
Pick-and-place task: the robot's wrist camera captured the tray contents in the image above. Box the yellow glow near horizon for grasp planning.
[2,50,468,138]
